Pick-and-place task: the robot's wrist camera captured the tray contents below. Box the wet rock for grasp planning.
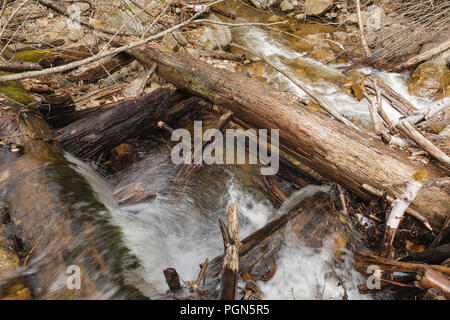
[366,5,386,30]
[110,144,136,172]
[304,0,334,16]
[188,14,232,51]
[407,62,448,98]
[268,15,281,23]
[304,33,330,46]
[307,46,336,64]
[280,0,294,12]
[295,13,306,20]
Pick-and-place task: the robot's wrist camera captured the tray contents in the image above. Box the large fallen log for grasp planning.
[129,45,449,231]
[57,88,209,159]
[0,106,143,299]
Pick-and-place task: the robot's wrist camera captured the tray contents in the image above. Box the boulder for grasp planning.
[280,0,294,11]
[188,14,232,51]
[307,46,336,64]
[407,62,448,98]
[304,0,334,16]
[365,5,386,30]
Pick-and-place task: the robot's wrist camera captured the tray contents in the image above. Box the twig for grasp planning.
[230,42,361,132]
[355,0,371,59]
[393,39,450,71]
[136,63,157,97]
[0,0,226,82]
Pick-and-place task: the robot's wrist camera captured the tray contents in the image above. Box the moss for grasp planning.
[15,49,53,63]
[0,72,32,106]
[413,170,428,184]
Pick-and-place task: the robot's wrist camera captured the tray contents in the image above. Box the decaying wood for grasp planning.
[163,268,182,293]
[69,53,134,83]
[219,204,240,300]
[131,45,449,231]
[198,49,244,61]
[251,175,287,209]
[0,61,42,72]
[0,106,142,299]
[194,258,209,288]
[416,268,450,298]
[57,88,206,159]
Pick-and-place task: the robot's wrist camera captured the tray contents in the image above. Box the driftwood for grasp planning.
[219,204,240,300]
[0,106,142,299]
[130,45,449,232]
[57,88,208,159]
[251,175,287,209]
[415,268,450,298]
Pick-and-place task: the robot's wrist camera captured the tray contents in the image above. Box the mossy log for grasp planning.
[0,106,143,299]
[129,45,449,232]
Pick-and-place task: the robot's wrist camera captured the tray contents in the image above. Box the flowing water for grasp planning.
[64,2,440,300]
[6,2,439,300]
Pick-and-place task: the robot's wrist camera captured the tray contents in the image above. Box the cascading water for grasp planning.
[26,2,434,300]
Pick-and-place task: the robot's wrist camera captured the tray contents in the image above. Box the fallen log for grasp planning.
[0,106,143,299]
[68,53,134,83]
[130,45,450,231]
[57,88,208,159]
[416,268,450,298]
[401,244,450,265]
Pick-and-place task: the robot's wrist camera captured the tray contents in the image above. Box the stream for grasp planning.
[70,2,438,300]
[8,2,439,300]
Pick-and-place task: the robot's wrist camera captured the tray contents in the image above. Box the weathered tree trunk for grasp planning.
[57,88,208,159]
[0,107,143,299]
[130,45,449,231]
[68,53,134,83]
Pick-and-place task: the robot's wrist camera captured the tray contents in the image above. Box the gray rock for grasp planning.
[189,14,232,51]
[304,0,334,16]
[366,5,386,30]
[250,0,281,9]
[123,77,145,98]
[280,0,294,12]
[68,29,84,42]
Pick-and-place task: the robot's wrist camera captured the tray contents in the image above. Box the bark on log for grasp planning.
[219,204,240,300]
[401,244,450,265]
[0,107,143,299]
[68,53,134,83]
[57,88,207,159]
[39,45,100,68]
[130,45,450,231]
